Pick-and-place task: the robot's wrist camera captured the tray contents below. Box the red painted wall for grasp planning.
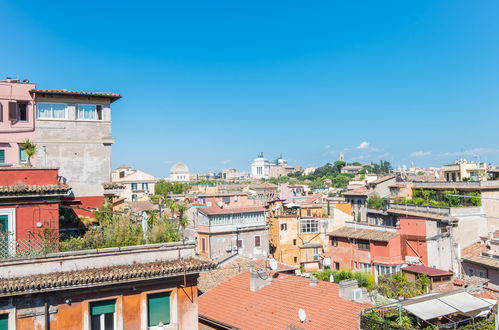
[65,196,105,218]
[0,203,59,240]
[398,218,428,265]
[0,168,59,185]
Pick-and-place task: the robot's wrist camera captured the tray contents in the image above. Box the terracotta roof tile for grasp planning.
[199,271,369,329]
[0,184,70,195]
[0,257,215,296]
[402,265,453,277]
[102,182,125,189]
[329,226,398,242]
[198,257,296,293]
[32,89,121,102]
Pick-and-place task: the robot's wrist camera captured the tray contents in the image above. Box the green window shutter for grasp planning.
[0,150,4,164]
[90,300,116,316]
[148,292,170,326]
[0,313,8,330]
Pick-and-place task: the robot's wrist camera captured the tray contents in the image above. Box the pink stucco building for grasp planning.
[0,79,36,166]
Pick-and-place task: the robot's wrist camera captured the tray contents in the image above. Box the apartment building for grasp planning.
[0,242,213,330]
[111,166,156,201]
[0,79,37,166]
[194,194,268,261]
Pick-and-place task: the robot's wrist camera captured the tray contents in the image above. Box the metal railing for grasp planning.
[0,233,57,259]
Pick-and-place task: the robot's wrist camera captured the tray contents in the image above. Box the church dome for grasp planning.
[170,162,189,174]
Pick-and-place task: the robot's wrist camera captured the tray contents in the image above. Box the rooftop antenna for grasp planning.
[298,309,307,323]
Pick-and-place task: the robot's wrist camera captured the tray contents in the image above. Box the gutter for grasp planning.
[198,314,240,329]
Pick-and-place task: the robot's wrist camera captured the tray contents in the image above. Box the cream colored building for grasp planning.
[443,159,488,181]
[169,162,190,182]
[112,168,156,201]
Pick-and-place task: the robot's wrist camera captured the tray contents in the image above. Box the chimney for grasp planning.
[309,275,318,286]
[249,265,271,292]
[339,279,358,300]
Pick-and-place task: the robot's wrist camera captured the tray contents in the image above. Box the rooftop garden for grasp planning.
[393,189,481,207]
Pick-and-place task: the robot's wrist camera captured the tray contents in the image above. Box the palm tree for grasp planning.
[21,139,36,167]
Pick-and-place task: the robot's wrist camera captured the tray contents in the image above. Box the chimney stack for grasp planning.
[339,279,358,300]
[249,265,271,292]
[309,275,318,286]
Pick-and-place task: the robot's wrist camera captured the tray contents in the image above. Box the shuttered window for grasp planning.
[0,313,8,329]
[8,102,16,121]
[0,103,3,122]
[90,299,115,330]
[148,292,170,327]
[0,150,4,164]
[254,235,261,247]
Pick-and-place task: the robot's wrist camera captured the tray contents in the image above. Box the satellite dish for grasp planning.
[269,258,278,271]
[298,309,306,323]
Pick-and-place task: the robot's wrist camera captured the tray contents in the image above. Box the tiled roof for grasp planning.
[31,89,121,101]
[329,226,398,242]
[302,193,323,204]
[0,184,70,196]
[0,258,215,296]
[198,205,264,216]
[199,271,370,329]
[370,175,396,185]
[402,265,453,277]
[386,208,450,221]
[198,257,296,293]
[462,255,499,270]
[102,182,125,189]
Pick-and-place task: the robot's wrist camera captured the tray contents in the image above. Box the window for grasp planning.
[306,209,311,216]
[294,256,298,263]
[78,104,103,120]
[142,183,149,191]
[0,103,3,122]
[280,223,287,231]
[358,239,370,250]
[19,147,27,163]
[201,237,206,252]
[17,102,27,121]
[147,292,171,327]
[254,236,261,247]
[131,194,138,201]
[293,239,297,246]
[36,103,67,119]
[131,183,138,191]
[334,262,340,270]
[0,313,8,330]
[361,263,371,272]
[313,247,319,261]
[90,299,115,330]
[332,237,338,247]
[237,239,242,249]
[300,219,319,233]
[0,150,4,164]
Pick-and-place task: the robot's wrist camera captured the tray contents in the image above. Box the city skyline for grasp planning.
[2,1,499,176]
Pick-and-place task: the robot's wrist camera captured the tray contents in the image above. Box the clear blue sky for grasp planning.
[2,1,499,176]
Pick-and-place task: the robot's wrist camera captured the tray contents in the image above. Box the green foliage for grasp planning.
[313,269,375,290]
[154,180,190,195]
[20,138,37,167]
[268,175,291,185]
[367,195,387,210]
[375,273,428,299]
[394,188,482,207]
[363,160,392,175]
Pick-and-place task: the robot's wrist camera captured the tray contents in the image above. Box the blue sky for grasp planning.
[2,1,499,176]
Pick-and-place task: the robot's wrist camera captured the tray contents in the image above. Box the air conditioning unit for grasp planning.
[225,246,232,252]
[352,288,363,301]
[232,246,238,251]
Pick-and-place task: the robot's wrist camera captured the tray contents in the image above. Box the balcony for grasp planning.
[388,203,483,217]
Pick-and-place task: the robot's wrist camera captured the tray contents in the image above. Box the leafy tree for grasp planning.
[21,139,37,167]
[154,180,190,195]
[367,195,386,210]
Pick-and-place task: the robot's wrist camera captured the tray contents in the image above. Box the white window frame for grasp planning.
[86,298,120,330]
[141,289,177,330]
[300,219,319,233]
[36,102,68,120]
[0,208,16,256]
[0,306,16,330]
[77,104,104,121]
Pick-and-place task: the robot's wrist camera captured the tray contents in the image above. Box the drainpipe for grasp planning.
[44,300,50,330]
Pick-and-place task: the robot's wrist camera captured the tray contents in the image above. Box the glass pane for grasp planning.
[52,103,66,118]
[91,314,101,330]
[37,103,52,118]
[0,150,4,163]
[104,313,114,330]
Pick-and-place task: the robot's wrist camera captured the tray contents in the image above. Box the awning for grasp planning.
[402,291,495,321]
[404,300,457,321]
